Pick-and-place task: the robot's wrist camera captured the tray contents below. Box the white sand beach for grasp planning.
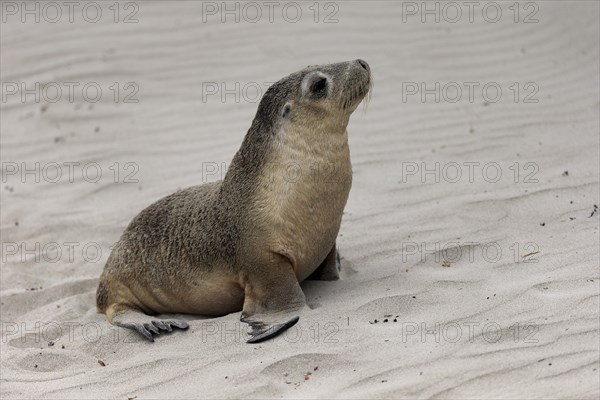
[1,1,599,398]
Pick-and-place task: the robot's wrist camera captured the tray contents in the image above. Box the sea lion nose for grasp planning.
[356,59,370,71]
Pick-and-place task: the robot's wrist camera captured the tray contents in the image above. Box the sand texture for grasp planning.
[1,1,599,398]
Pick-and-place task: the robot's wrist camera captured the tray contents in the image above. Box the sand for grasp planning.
[1,1,599,398]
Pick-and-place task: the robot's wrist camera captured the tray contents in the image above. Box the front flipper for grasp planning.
[240,255,306,343]
[242,314,300,343]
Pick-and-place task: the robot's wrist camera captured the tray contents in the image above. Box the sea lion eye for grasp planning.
[301,72,330,99]
[311,77,328,96]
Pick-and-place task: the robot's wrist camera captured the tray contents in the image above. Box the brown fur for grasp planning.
[96,60,372,341]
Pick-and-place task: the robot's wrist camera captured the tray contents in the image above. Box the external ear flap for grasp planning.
[281,102,292,118]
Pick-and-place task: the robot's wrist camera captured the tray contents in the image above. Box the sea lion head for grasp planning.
[251,59,372,134]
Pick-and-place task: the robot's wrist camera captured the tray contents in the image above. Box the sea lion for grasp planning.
[96,59,372,343]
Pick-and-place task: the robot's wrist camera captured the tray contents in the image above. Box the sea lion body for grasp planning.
[96,59,371,342]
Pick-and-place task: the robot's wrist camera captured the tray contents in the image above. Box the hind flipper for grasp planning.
[307,243,341,281]
[108,305,189,342]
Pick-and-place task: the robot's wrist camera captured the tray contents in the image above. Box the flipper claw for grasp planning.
[131,324,154,342]
[153,320,170,331]
[145,322,160,334]
[169,320,189,329]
